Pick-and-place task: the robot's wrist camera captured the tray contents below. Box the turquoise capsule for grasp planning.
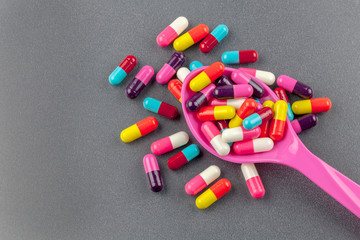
[182,144,200,161]
[287,103,294,121]
[189,61,204,71]
[211,24,229,42]
[143,97,179,119]
[221,50,258,64]
[243,107,274,130]
[108,55,137,85]
[199,24,229,53]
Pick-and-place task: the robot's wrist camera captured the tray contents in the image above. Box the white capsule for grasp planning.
[222,126,261,143]
[253,138,274,152]
[151,131,189,155]
[241,163,265,198]
[169,16,189,35]
[209,98,246,109]
[233,137,274,155]
[176,67,191,83]
[210,135,230,156]
[169,131,189,149]
[239,68,276,86]
[185,165,221,195]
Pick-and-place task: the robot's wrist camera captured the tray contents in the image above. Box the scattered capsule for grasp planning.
[199,24,229,53]
[209,98,246,109]
[260,101,275,137]
[222,126,261,143]
[167,144,200,170]
[229,99,257,128]
[241,163,265,198]
[143,97,178,119]
[291,114,318,134]
[126,65,154,99]
[186,83,216,112]
[151,131,189,155]
[157,52,186,84]
[189,61,204,71]
[173,24,210,51]
[143,154,163,192]
[233,138,274,155]
[196,179,231,209]
[185,165,221,195]
[214,120,233,147]
[176,67,191,83]
[109,55,137,85]
[269,100,288,141]
[168,79,182,102]
[274,87,294,121]
[231,70,264,98]
[213,84,253,99]
[221,50,258,64]
[156,16,189,47]
[197,106,236,121]
[215,75,235,86]
[238,68,275,86]
[292,98,332,115]
[201,121,230,156]
[121,117,158,143]
[243,107,274,130]
[190,62,225,92]
[277,75,313,99]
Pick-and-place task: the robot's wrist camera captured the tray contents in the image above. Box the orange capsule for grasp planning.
[269,100,288,141]
[229,99,257,128]
[168,79,182,102]
[189,62,225,92]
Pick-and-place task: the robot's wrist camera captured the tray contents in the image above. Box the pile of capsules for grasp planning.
[110,17,332,210]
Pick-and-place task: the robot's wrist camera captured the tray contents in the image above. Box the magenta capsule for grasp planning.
[185,165,221,195]
[277,75,313,99]
[233,138,274,155]
[201,121,230,156]
[126,66,154,99]
[231,70,264,98]
[186,83,216,112]
[156,17,189,47]
[143,154,163,192]
[156,52,186,84]
[151,131,189,155]
[241,163,265,198]
[291,114,318,134]
[213,84,253,99]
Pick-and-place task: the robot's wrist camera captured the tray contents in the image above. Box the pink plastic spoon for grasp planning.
[181,67,360,218]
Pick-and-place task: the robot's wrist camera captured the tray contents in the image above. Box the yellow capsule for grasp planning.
[173,32,194,51]
[196,189,218,209]
[196,179,231,209]
[173,24,209,51]
[291,99,312,115]
[189,72,212,92]
[273,100,288,121]
[196,106,235,121]
[121,125,142,143]
[229,114,242,128]
[120,117,158,143]
[263,100,275,110]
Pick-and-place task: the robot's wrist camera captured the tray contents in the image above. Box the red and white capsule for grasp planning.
[241,163,265,198]
[185,165,221,195]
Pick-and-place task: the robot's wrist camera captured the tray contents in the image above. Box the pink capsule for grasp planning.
[185,165,221,195]
[201,121,230,156]
[233,138,274,155]
[209,98,246,109]
[156,17,189,47]
[221,126,261,143]
[238,68,276,86]
[241,163,265,198]
[151,131,189,155]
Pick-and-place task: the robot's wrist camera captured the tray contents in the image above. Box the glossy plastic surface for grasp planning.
[181,67,360,218]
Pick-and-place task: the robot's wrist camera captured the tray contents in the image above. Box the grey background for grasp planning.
[0,0,360,239]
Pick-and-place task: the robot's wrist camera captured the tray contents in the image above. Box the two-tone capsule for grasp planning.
[189,62,225,92]
[229,99,257,128]
[167,144,200,170]
[199,24,229,53]
[121,117,158,143]
[213,84,253,99]
[231,70,264,98]
[176,67,190,83]
[238,68,275,86]
[143,97,178,119]
[185,165,221,195]
[277,75,313,99]
[214,120,233,147]
[209,98,246,109]
[126,65,154,99]
[243,107,274,130]
[109,55,137,85]
[189,61,203,71]
[269,100,288,141]
[260,101,274,137]
[151,131,189,155]
[233,138,274,155]
[201,121,230,156]
[292,98,332,115]
[173,24,209,51]
[157,52,185,84]
[186,83,216,112]
[156,16,189,47]
[196,179,231,209]
[168,79,182,102]
[215,75,235,86]
[241,163,265,198]
[222,50,258,64]
[274,87,294,121]
[143,154,163,192]
[291,114,318,134]
[222,126,261,143]
[197,106,236,121]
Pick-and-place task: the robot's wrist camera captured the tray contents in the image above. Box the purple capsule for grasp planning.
[216,75,235,86]
[231,70,264,98]
[291,114,318,134]
[156,52,185,84]
[143,154,163,192]
[126,66,154,99]
[213,84,253,99]
[277,75,313,99]
[186,83,216,112]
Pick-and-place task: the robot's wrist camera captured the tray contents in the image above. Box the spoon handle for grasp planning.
[287,150,360,218]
